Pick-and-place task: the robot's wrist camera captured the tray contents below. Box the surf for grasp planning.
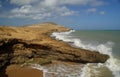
[51,30,120,77]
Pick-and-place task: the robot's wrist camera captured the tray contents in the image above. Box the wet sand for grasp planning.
[6,65,43,77]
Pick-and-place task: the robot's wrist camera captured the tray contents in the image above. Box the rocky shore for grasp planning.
[0,22,109,77]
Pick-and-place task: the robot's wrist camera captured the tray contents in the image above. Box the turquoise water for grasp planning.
[70,30,120,59]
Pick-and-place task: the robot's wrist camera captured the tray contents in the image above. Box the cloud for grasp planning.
[5,0,107,20]
[59,0,106,6]
[99,11,105,15]
[10,0,106,6]
[9,5,52,19]
[0,1,2,7]
[9,5,77,20]
[10,0,39,5]
[86,8,105,15]
[40,0,57,7]
[37,0,106,6]
[86,8,97,13]
[54,6,78,16]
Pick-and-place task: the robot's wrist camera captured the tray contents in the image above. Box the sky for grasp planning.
[0,0,120,30]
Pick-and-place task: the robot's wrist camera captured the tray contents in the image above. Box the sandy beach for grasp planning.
[6,65,43,77]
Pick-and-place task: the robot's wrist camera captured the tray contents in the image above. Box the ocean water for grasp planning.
[33,30,120,77]
[70,30,120,58]
[50,30,120,77]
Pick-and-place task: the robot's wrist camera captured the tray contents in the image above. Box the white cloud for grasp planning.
[9,4,77,20]
[41,0,57,7]
[86,8,97,13]
[99,11,105,15]
[86,8,105,15]
[11,5,32,14]
[10,0,39,5]
[9,0,106,6]
[41,0,106,6]
[55,6,77,16]
[6,0,106,20]
[9,5,52,19]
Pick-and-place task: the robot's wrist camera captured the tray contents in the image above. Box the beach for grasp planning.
[6,65,43,77]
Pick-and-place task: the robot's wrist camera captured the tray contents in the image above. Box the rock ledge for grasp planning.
[0,23,109,69]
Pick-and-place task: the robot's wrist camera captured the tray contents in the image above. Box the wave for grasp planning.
[30,63,83,77]
[51,30,120,77]
[30,64,48,77]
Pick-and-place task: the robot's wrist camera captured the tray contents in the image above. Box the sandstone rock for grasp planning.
[0,22,109,70]
[0,54,9,68]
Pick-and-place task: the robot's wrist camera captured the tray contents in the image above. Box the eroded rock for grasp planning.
[0,23,109,69]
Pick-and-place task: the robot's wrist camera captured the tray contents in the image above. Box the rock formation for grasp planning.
[0,22,109,69]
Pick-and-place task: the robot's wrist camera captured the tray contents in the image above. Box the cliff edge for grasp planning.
[0,22,109,69]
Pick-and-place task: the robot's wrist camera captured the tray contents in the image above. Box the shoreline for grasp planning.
[0,22,109,77]
[5,60,84,77]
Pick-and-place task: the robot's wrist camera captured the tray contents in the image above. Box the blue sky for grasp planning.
[0,0,120,30]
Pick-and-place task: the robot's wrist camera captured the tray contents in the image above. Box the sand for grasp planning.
[6,65,43,77]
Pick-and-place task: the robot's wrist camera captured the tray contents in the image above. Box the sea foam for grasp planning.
[51,30,120,77]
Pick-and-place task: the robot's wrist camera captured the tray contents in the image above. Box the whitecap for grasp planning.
[51,30,120,77]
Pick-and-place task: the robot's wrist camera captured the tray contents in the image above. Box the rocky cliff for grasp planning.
[0,22,109,69]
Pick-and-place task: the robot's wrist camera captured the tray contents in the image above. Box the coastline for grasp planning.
[0,22,109,77]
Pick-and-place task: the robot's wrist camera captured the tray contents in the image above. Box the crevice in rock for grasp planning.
[0,38,109,70]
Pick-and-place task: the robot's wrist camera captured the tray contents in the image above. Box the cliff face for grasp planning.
[0,23,109,69]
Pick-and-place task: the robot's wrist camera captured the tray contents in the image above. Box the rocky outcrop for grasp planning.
[0,23,109,69]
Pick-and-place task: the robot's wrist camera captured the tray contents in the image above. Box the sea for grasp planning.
[33,30,120,77]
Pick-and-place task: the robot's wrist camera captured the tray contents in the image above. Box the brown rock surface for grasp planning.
[0,22,109,70]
